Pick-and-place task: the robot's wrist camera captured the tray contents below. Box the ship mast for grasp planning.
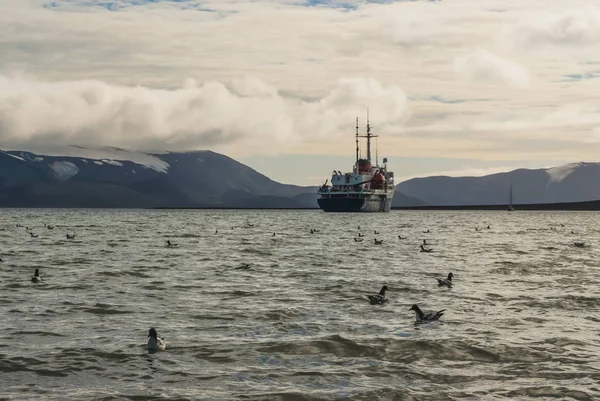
[355,117,359,166]
[359,108,378,162]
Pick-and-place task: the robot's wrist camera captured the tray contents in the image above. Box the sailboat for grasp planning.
[507,183,515,211]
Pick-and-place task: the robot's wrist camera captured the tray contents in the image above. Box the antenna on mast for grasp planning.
[366,108,370,161]
[359,107,378,162]
[355,117,359,165]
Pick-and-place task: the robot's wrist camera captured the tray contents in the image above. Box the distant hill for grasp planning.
[0,147,316,208]
[0,146,424,208]
[397,162,600,206]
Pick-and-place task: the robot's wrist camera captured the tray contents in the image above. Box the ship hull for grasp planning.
[317,193,393,212]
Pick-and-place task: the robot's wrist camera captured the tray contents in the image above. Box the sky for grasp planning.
[1,0,600,185]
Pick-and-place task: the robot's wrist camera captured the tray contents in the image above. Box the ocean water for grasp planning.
[1,209,599,401]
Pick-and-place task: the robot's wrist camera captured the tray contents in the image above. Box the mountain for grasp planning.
[391,190,428,207]
[0,146,317,208]
[397,162,600,206]
[0,146,423,208]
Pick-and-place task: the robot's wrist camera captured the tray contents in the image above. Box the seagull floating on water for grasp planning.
[31,269,42,283]
[235,263,251,270]
[166,240,178,247]
[574,242,585,248]
[409,304,445,322]
[437,272,454,287]
[354,238,364,242]
[29,232,38,238]
[66,233,75,240]
[374,230,379,234]
[420,244,433,253]
[374,239,383,245]
[423,229,430,234]
[147,328,166,351]
[398,235,406,240]
[367,285,389,305]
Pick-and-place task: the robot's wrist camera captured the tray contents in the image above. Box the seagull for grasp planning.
[367,285,389,305]
[409,304,445,322]
[66,233,75,240]
[31,268,42,283]
[29,232,38,238]
[574,242,585,248]
[398,235,406,240]
[437,272,454,287]
[147,328,166,351]
[420,245,433,253]
[423,229,430,233]
[166,240,178,247]
[374,239,383,245]
[374,230,379,234]
[358,233,364,237]
[423,239,428,245]
[354,238,364,242]
[235,263,252,270]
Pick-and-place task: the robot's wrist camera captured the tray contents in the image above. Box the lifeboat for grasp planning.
[371,170,385,189]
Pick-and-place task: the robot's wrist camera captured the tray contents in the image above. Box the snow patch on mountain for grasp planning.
[49,161,79,181]
[546,163,582,183]
[0,150,25,162]
[102,159,124,166]
[1,145,169,173]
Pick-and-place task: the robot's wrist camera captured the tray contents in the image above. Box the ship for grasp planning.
[317,114,395,212]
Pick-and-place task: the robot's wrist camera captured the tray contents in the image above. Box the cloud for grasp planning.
[2,0,600,176]
[503,9,600,55]
[453,48,530,88]
[0,74,408,154]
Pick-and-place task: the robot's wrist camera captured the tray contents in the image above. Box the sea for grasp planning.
[1,209,599,401]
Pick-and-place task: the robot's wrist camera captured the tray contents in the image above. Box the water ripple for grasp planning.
[0,210,599,400]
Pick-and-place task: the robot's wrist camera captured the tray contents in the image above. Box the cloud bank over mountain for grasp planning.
[2,0,600,177]
[0,74,407,153]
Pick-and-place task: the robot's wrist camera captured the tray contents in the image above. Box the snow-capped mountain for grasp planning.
[397,162,600,206]
[0,146,317,208]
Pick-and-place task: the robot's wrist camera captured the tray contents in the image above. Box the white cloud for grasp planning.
[453,48,530,88]
[0,74,408,154]
[503,8,600,55]
[2,0,600,179]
